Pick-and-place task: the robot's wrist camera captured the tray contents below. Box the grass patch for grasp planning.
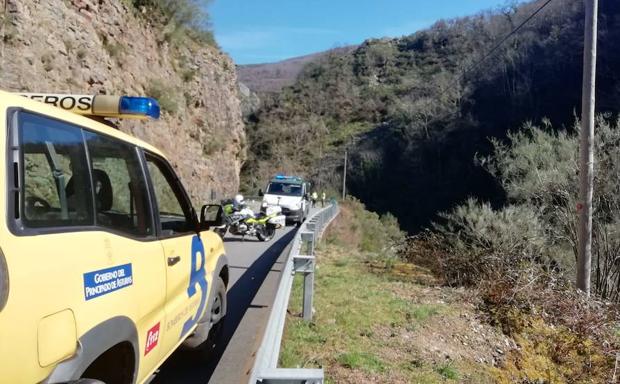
[336,351,385,372]
[411,304,441,321]
[436,363,459,380]
[280,202,498,383]
[280,245,476,383]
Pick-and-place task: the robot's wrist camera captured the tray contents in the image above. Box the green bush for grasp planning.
[435,362,459,380]
[485,118,620,301]
[336,198,406,265]
[433,199,548,286]
[129,0,217,46]
[434,117,620,301]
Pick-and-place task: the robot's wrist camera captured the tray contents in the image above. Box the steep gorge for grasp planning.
[242,0,620,232]
[0,0,245,205]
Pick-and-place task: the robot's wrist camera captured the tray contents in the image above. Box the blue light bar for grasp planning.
[119,96,160,119]
[274,175,303,182]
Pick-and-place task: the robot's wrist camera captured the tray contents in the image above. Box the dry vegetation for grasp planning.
[402,119,620,382]
[283,192,620,383]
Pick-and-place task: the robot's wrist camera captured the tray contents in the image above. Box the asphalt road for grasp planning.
[151,223,300,384]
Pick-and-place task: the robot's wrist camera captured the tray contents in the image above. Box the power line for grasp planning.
[438,0,555,99]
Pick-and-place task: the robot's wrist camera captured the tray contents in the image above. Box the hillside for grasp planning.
[241,0,620,231]
[237,46,355,93]
[0,0,246,204]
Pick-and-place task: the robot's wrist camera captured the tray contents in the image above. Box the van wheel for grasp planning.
[296,215,305,227]
[257,225,275,241]
[196,277,227,358]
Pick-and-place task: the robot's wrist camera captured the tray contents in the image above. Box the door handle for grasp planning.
[167,256,181,266]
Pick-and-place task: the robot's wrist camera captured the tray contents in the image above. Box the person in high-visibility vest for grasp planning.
[321,192,326,207]
[311,191,318,207]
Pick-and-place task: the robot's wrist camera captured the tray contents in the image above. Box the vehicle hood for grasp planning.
[262,194,303,209]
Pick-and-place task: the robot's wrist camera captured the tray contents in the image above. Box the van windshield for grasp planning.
[266,182,303,196]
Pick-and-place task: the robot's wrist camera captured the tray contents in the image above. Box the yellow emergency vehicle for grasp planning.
[0,91,229,383]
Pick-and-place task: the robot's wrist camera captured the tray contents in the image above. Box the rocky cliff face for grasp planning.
[0,0,246,205]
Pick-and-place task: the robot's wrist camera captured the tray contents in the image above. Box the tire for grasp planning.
[296,212,306,227]
[80,342,134,384]
[257,224,276,241]
[195,277,226,358]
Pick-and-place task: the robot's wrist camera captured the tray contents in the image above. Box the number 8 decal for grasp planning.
[181,235,208,338]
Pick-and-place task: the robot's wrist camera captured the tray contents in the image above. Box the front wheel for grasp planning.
[195,276,227,359]
[257,224,276,241]
[296,213,306,227]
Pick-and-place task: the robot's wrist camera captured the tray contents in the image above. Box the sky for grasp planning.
[210,0,513,65]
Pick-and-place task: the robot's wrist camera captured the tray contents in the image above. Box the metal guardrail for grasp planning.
[249,202,340,384]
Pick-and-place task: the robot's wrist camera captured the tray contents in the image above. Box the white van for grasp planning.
[260,175,310,226]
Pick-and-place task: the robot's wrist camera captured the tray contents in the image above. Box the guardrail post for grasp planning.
[293,255,315,321]
[303,263,315,321]
[308,221,320,241]
[300,231,315,255]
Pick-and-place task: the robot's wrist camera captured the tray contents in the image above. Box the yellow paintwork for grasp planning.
[1,91,165,158]
[37,310,78,367]
[0,90,225,384]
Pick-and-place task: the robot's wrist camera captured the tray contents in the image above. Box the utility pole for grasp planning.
[577,0,599,297]
[317,142,323,192]
[342,149,347,200]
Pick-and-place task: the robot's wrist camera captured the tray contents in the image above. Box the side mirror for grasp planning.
[258,189,264,197]
[200,204,224,231]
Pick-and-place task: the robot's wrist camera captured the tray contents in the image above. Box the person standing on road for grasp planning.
[311,191,318,208]
[321,192,326,207]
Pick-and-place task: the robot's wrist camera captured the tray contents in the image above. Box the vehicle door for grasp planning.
[143,153,210,354]
[82,131,166,378]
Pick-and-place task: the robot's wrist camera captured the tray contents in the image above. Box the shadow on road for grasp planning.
[152,229,297,384]
[224,237,262,243]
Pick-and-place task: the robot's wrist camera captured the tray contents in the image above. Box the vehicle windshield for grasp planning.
[266,182,303,196]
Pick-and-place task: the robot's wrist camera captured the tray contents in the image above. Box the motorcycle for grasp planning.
[215,201,285,242]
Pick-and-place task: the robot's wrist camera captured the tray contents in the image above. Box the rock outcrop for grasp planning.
[238,82,260,119]
[0,0,246,204]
